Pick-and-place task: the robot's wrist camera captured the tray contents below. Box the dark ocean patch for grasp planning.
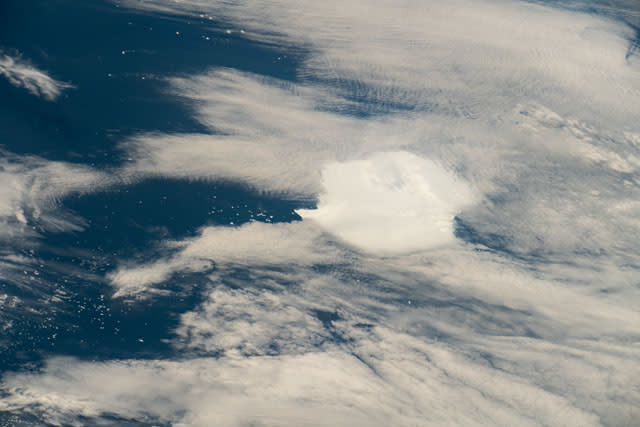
[0,0,306,165]
[58,178,312,257]
[0,177,314,373]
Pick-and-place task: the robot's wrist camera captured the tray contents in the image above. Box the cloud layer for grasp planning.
[298,151,477,254]
[2,0,640,426]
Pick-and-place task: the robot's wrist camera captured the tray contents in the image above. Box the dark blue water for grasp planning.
[0,0,305,164]
[0,0,311,377]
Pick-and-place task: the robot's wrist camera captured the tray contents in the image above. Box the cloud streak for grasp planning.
[0,152,111,241]
[0,53,73,101]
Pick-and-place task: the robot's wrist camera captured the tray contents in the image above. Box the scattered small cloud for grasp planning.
[0,52,73,101]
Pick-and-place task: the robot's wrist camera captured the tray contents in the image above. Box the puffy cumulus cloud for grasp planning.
[115,1,640,258]
[120,67,640,261]
[94,1,640,425]
[0,153,111,241]
[298,151,478,254]
[111,3,640,260]
[0,53,73,101]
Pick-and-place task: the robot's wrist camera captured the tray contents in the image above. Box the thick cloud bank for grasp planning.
[298,151,477,254]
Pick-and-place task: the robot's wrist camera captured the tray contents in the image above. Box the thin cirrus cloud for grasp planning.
[0,152,111,241]
[119,0,640,124]
[3,250,638,426]
[2,0,640,425]
[83,213,640,426]
[0,338,613,426]
[0,52,73,101]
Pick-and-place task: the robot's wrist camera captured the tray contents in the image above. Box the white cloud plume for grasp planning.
[107,220,343,297]
[298,151,478,254]
[119,69,375,197]
[0,53,73,101]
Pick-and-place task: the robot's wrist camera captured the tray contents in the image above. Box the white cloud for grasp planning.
[174,285,331,356]
[119,0,640,125]
[119,69,376,197]
[94,2,640,423]
[298,151,478,254]
[0,353,403,427]
[108,220,343,297]
[0,153,111,241]
[119,68,640,261]
[0,53,73,101]
[97,212,640,424]
[3,324,626,426]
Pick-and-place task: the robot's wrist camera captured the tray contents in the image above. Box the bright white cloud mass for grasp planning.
[1,0,640,426]
[297,151,478,254]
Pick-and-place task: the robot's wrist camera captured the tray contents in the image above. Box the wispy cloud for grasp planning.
[120,0,640,123]
[2,321,632,426]
[94,210,639,425]
[0,53,73,101]
[107,220,342,297]
[0,152,111,241]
